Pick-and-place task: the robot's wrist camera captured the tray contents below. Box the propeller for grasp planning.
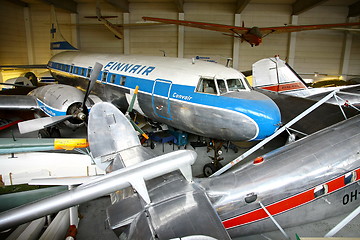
[18,62,103,135]
[125,86,149,139]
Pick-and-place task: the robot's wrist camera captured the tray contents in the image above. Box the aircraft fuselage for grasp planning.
[48,52,281,141]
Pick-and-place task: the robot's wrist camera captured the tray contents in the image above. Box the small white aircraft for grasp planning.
[252,56,360,107]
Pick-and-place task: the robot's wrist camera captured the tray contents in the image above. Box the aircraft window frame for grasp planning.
[216,79,227,94]
[120,76,126,86]
[314,184,328,198]
[102,71,108,82]
[196,78,217,95]
[344,171,357,185]
[109,74,116,84]
[87,67,92,78]
[226,78,247,92]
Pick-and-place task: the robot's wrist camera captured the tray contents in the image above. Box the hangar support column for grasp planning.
[287,15,298,67]
[24,7,34,65]
[123,13,130,54]
[178,13,184,58]
[232,14,241,70]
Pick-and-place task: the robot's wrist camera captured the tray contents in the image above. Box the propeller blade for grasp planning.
[82,62,103,110]
[127,85,139,114]
[18,115,72,134]
[129,119,149,139]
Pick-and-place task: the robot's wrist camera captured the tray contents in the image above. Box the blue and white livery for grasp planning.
[47,51,281,141]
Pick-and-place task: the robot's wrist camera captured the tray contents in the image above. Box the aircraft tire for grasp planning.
[203,163,217,177]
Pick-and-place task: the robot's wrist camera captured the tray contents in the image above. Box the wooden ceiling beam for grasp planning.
[5,0,28,8]
[292,0,328,15]
[348,1,360,17]
[235,0,251,14]
[41,0,77,13]
[173,0,184,13]
[105,0,130,13]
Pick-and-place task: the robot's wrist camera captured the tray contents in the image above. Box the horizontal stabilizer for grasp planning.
[50,41,78,50]
[0,149,197,230]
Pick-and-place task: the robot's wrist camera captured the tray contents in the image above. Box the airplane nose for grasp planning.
[250,98,281,140]
[231,91,281,141]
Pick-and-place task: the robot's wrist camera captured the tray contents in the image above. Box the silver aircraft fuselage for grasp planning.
[48,51,281,141]
[112,114,360,238]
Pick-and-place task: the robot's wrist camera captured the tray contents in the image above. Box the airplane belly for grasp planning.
[138,94,258,141]
[227,182,360,237]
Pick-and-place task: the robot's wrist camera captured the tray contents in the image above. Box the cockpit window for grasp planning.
[197,78,217,94]
[217,79,227,94]
[227,79,245,91]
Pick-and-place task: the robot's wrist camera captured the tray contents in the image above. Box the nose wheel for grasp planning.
[203,140,224,177]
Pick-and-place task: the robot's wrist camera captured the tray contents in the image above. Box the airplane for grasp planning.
[0,25,282,141]
[39,50,281,142]
[142,17,360,47]
[0,101,359,239]
[252,56,360,107]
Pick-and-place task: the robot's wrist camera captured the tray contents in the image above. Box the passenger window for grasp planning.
[102,71,108,82]
[120,76,126,86]
[81,68,85,76]
[314,184,328,198]
[70,65,74,73]
[87,68,92,78]
[109,74,116,84]
[196,78,216,94]
[344,172,357,185]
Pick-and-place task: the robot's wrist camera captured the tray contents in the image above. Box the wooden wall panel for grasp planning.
[0,1,27,65]
[129,3,178,56]
[183,3,234,65]
[77,3,124,53]
[0,1,359,79]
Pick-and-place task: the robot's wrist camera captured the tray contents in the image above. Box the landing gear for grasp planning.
[38,127,61,138]
[203,162,223,177]
[203,140,224,177]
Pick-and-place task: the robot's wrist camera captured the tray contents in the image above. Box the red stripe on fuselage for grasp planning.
[222,167,360,229]
[260,82,307,92]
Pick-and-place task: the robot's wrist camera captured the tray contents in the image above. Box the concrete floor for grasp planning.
[1,118,359,239]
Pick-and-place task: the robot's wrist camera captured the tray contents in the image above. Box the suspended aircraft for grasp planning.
[142,17,360,47]
[0,101,359,239]
[252,56,360,107]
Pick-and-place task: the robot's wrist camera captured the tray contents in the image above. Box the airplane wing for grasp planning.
[143,17,360,37]
[143,16,250,34]
[259,22,360,35]
[0,102,232,239]
[0,95,38,110]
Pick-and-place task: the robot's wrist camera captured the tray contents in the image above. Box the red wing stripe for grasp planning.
[223,167,360,229]
[260,82,307,92]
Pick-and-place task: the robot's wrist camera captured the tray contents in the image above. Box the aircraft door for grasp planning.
[152,79,172,120]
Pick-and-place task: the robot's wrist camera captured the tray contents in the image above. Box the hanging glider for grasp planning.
[142,17,360,47]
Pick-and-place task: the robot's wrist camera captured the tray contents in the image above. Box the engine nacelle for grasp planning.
[28,84,98,128]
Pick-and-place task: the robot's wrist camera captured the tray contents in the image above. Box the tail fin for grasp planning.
[252,56,308,93]
[50,5,78,50]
